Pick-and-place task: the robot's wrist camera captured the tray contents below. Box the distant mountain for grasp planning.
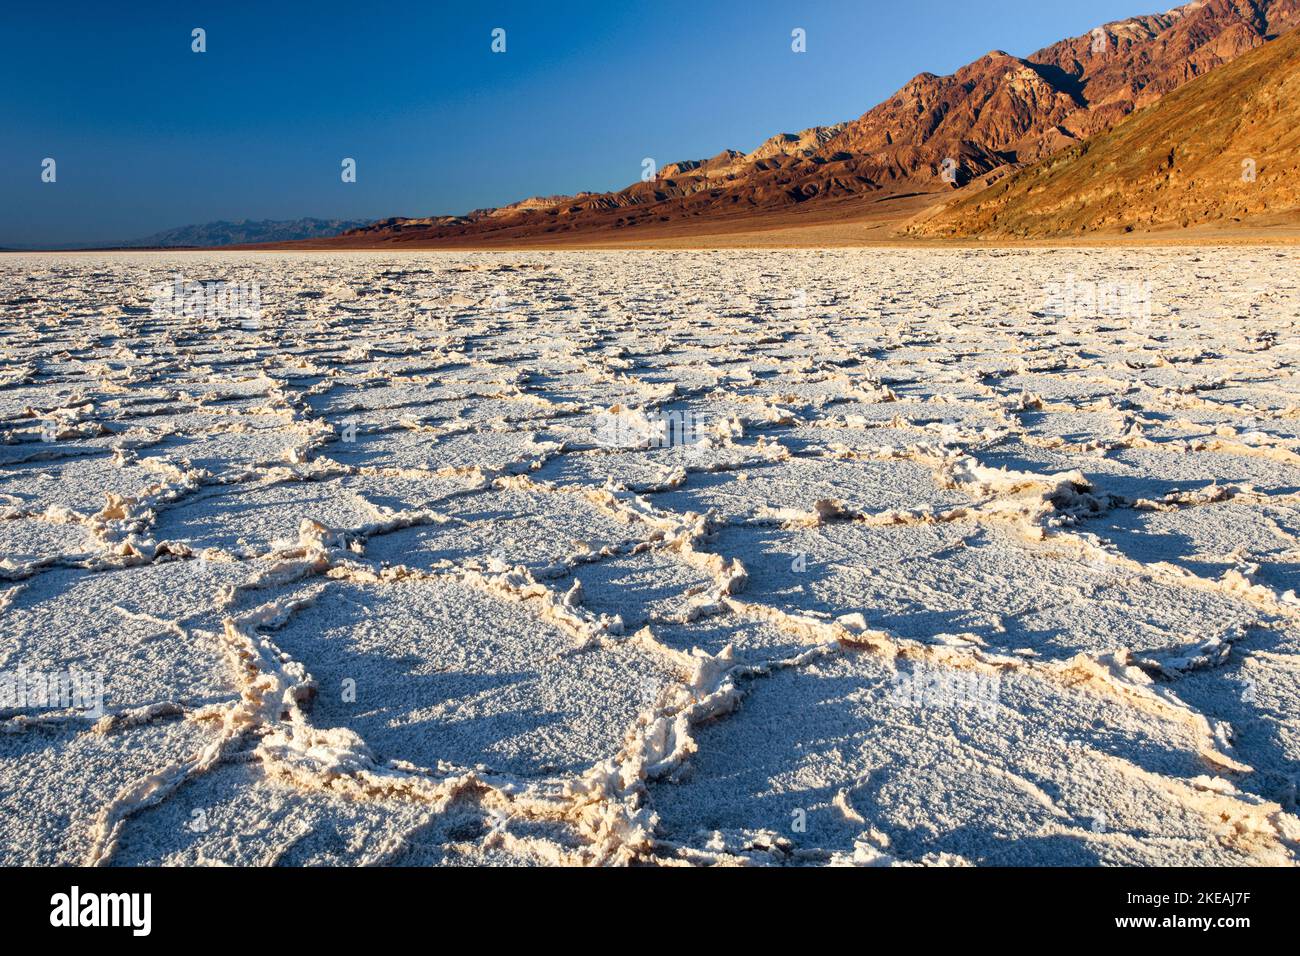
[318,0,1300,246]
[909,24,1300,237]
[122,218,370,248]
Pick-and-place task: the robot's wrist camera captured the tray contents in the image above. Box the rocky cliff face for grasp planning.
[794,0,1299,187]
[909,23,1300,238]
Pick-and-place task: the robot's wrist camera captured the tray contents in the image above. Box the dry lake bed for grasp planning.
[2,248,1299,866]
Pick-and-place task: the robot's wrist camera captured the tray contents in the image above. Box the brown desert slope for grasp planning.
[283,0,1298,248]
[909,24,1300,238]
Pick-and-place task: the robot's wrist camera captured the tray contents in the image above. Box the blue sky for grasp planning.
[0,0,1147,246]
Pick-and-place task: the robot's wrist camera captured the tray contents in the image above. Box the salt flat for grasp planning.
[1,248,1298,866]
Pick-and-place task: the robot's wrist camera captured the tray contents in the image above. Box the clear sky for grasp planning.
[0,0,1149,246]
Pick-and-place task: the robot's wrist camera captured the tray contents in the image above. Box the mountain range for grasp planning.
[120,218,370,248]
[911,21,1300,237]
[2,218,372,252]
[293,0,1299,247]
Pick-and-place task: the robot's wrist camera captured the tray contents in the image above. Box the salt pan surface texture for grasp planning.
[1,249,1298,866]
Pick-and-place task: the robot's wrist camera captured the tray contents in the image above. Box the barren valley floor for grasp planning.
[1,249,1298,866]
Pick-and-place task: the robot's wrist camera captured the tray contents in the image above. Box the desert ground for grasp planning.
[1,248,1298,866]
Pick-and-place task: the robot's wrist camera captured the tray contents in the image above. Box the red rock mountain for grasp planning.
[332,0,1300,245]
[909,24,1300,237]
